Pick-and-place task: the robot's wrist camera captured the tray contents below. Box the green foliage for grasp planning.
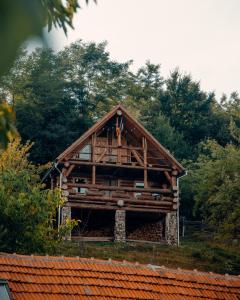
[57,41,133,119]
[0,41,134,163]
[0,0,92,153]
[0,0,93,77]
[0,101,18,148]
[141,112,190,160]
[11,47,92,163]
[0,138,62,253]
[190,140,240,241]
[162,69,216,145]
[42,0,80,33]
[179,160,198,219]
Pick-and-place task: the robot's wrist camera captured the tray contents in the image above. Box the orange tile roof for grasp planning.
[0,253,239,300]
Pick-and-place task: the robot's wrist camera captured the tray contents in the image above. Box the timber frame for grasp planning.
[52,104,186,244]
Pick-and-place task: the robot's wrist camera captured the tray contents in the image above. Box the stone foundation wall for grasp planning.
[61,206,71,240]
[165,211,178,245]
[114,210,126,242]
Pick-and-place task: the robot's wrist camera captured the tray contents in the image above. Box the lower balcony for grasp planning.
[66,183,178,213]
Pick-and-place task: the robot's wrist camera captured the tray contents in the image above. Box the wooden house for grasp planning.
[52,104,186,244]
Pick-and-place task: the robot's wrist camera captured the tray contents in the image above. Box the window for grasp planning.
[79,144,91,160]
[73,178,88,194]
[135,182,144,197]
[0,280,12,300]
[104,179,118,196]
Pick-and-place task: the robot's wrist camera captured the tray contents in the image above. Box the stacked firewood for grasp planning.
[127,221,164,242]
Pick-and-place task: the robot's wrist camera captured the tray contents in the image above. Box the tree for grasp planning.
[223,92,240,144]
[129,63,191,160]
[162,69,216,146]
[191,140,240,241]
[14,47,92,163]
[0,101,17,149]
[0,0,94,77]
[0,1,94,151]
[141,112,190,160]
[58,41,133,119]
[0,138,62,253]
[0,41,135,163]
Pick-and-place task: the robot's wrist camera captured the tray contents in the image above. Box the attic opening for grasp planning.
[126,211,166,242]
[96,114,142,148]
[0,280,12,300]
[71,208,114,240]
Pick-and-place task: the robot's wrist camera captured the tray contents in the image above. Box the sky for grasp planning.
[44,0,240,98]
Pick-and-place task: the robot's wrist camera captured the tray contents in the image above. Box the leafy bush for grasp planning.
[0,138,61,253]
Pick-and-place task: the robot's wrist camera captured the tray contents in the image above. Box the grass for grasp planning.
[55,235,240,275]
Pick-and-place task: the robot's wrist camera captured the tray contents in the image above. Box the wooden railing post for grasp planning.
[143,137,148,188]
[92,133,96,185]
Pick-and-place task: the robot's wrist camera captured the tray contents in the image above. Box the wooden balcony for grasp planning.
[69,158,172,172]
[70,144,171,171]
[66,183,178,213]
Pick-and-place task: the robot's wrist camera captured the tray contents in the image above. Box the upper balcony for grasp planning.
[70,143,172,172]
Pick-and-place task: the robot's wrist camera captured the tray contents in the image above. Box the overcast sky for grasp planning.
[45,0,240,98]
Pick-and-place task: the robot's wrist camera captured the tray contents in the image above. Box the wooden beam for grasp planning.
[67,183,172,194]
[68,194,173,207]
[92,165,96,185]
[92,133,96,184]
[62,168,68,176]
[92,133,96,162]
[143,137,148,188]
[64,161,70,168]
[68,200,173,212]
[144,169,148,188]
[69,159,171,172]
[66,202,171,213]
[117,148,121,164]
[131,149,144,166]
[172,175,177,187]
[164,171,172,184]
[95,145,142,151]
[96,148,107,163]
[65,164,75,177]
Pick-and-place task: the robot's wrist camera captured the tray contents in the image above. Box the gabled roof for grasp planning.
[57,104,185,173]
[0,253,239,300]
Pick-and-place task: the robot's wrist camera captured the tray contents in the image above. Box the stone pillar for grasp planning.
[165,211,178,245]
[114,210,126,242]
[61,206,71,240]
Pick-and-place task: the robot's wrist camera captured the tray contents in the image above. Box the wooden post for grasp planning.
[92,133,96,185]
[172,169,178,188]
[164,171,172,184]
[117,130,122,147]
[143,137,148,188]
[92,165,96,185]
[117,148,121,164]
[116,111,122,147]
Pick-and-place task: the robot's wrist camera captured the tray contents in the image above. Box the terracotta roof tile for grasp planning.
[0,253,239,299]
